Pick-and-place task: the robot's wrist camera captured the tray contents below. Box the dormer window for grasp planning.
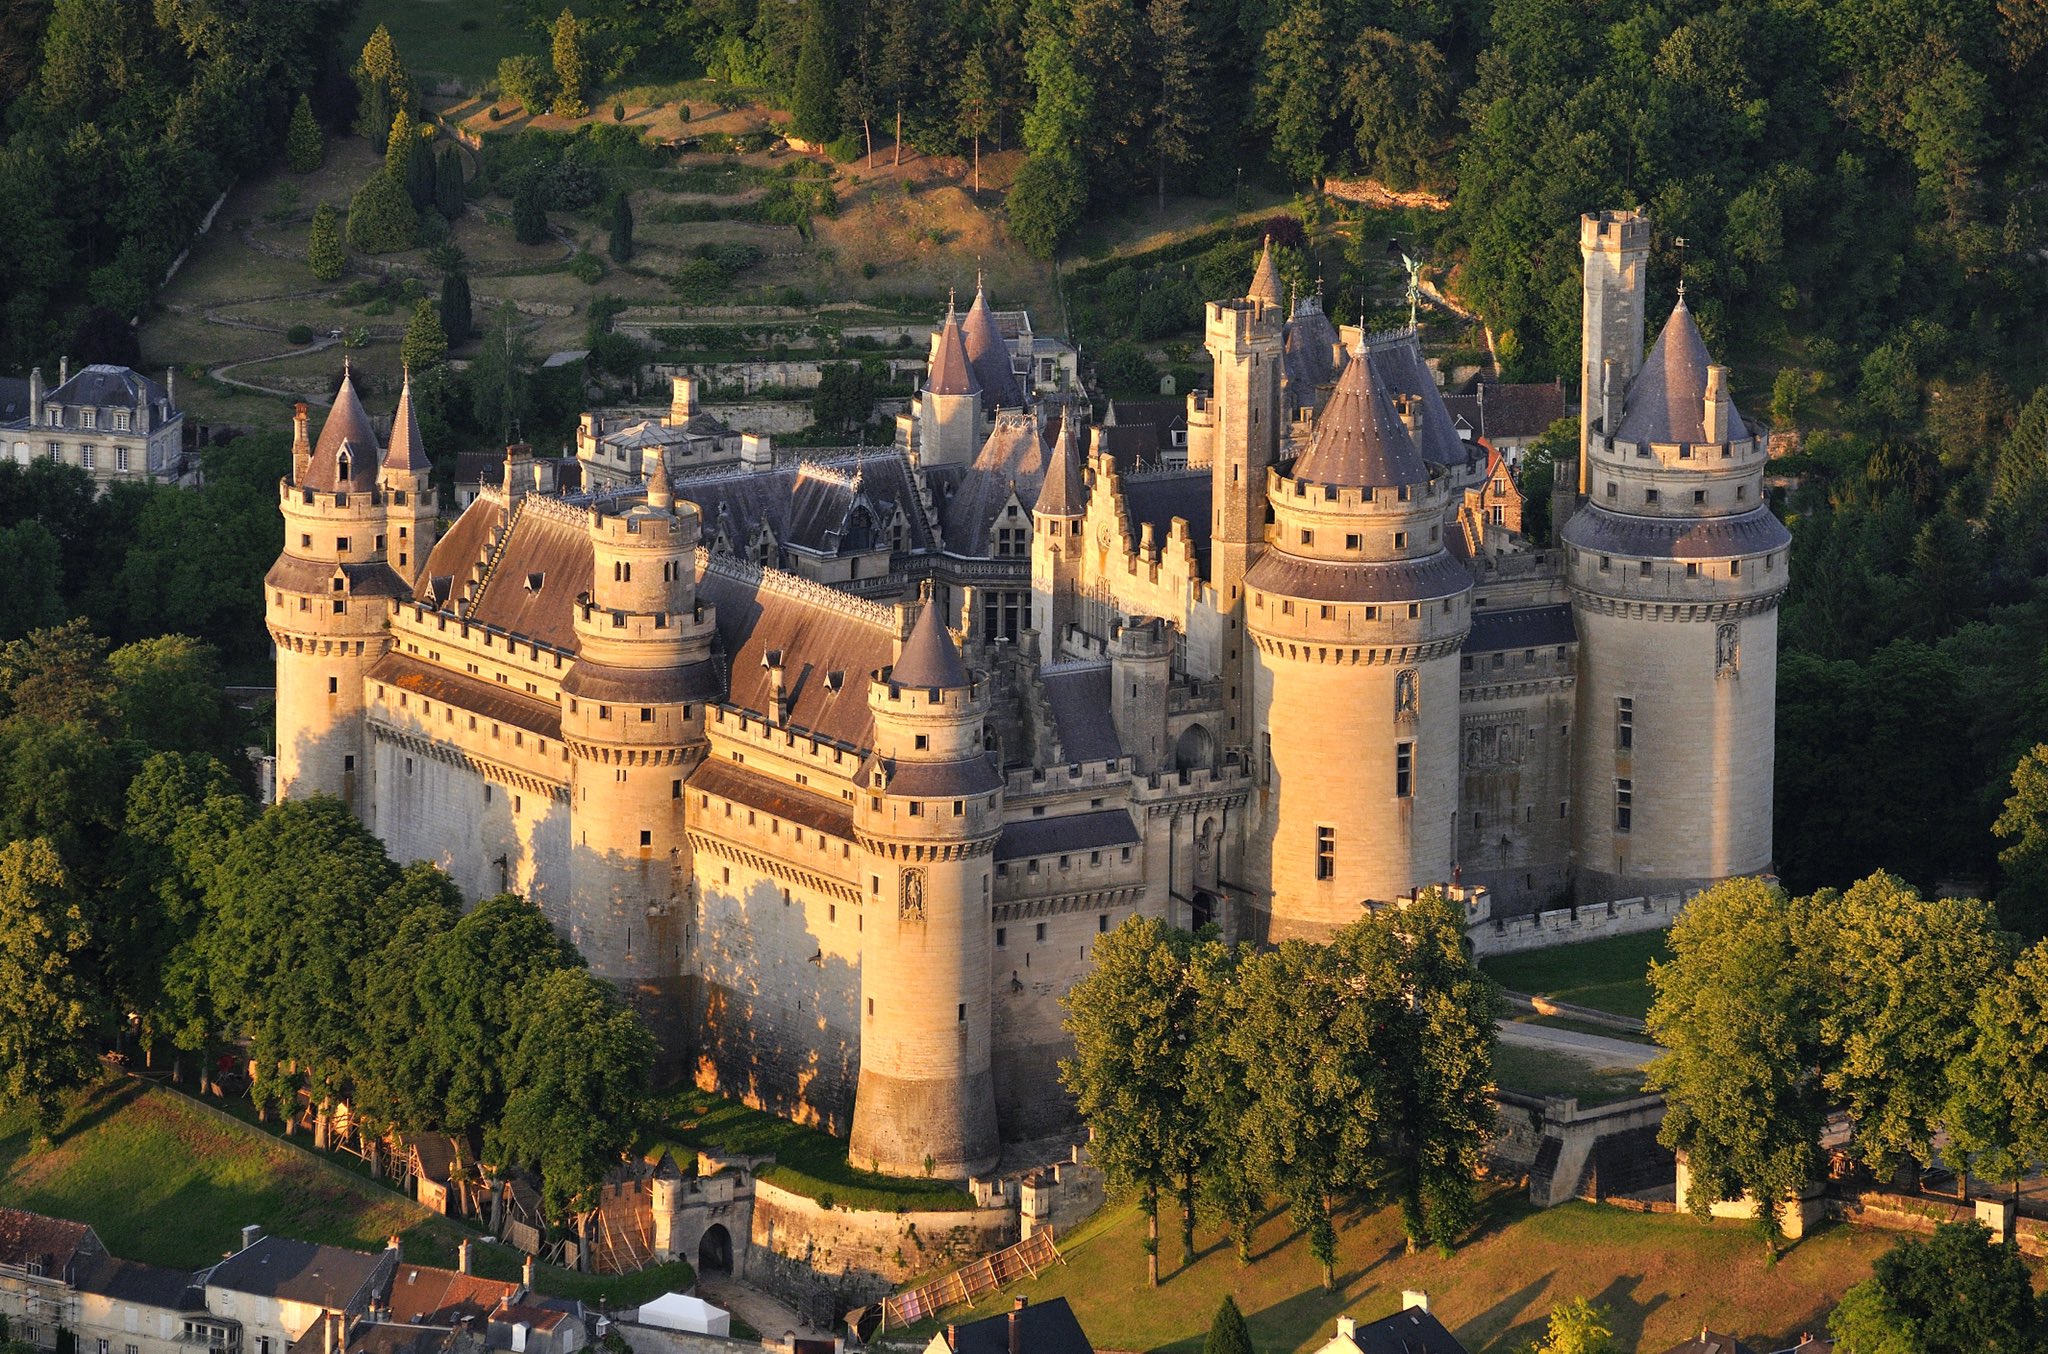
[113,410,130,431]
[79,408,95,430]
[45,405,61,426]
[337,450,352,479]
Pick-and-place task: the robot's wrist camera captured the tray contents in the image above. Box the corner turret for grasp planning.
[380,367,439,585]
[918,303,984,468]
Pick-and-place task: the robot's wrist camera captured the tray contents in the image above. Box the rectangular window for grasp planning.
[1315,826,1335,880]
[1395,742,1413,798]
[115,411,130,432]
[336,536,350,553]
[1035,922,1047,942]
[1617,696,1634,750]
[1685,562,1700,578]
[80,444,94,470]
[1737,484,1748,501]
[1097,914,1109,933]
[1393,531,1407,549]
[1693,489,1706,505]
[995,927,1006,947]
[1345,533,1361,549]
[1599,555,1612,572]
[1615,779,1633,833]
[116,446,130,472]
[81,409,95,429]
[1644,488,1658,505]
[1639,560,1653,578]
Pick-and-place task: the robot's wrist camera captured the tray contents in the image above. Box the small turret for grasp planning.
[1247,236,1285,313]
[1029,415,1088,658]
[920,302,984,468]
[380,367,438,584]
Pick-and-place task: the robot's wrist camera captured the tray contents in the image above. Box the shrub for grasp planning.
[287,324,314,345]
[613,102,626,122]
[286,93,324,173]
[569,252,605,284]
[702,241,762,273]
[824,134,861,163]
[498,54,552,118]
[345,171,418,254]
[401,296,449,370]
[670,258,727,303]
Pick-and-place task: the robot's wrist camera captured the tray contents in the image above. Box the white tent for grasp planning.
[636,1293,731,1337]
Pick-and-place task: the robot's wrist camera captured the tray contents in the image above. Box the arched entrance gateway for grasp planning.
[697,1222,733,1274]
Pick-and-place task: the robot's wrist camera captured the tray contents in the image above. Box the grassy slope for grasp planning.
[0,1078,690,1308]
[920,1189,1887,1354]
[1490,1044,1648,1106]
[1479,929,1672,1019]
[343,2,536,88]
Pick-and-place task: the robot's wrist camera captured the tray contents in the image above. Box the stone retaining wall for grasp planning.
[1469,892,1688,956]
[747,1180,1016,1308]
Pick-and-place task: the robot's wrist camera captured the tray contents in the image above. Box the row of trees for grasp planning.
[0,618,654,1222]
[1649,872,2048,1252]
[1060,896,1501,1290]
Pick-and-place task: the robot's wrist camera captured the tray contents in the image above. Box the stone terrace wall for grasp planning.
[1469,891,1691,957]
[747,1179,1017,1308]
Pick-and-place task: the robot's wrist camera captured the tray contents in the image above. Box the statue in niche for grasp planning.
[899,867,926,921]
[1716,623,1740,677]
[1395,668,1418,718]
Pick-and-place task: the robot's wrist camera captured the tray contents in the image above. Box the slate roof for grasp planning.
[1658,1333,1758,1354]
[996,810,1139,862]
[1119,471,1211,576]
[785,464,891,556]
[306,368,383,493]
[207,1236,391,1309]
[1101,398,1186,463]
[1342,1308,1469,1354]
[1247,237,1284,309]
[927,310,981,399]
[48,364,174,422]
[938,411,1048,554]
[1441,381,1565,445]
[1462,603,1576,653]
[370,653,564,740]
[1292,351,1427,490]
[1244,551,1471,605]
[691,758,854,839]
[0,376,31,426]
[891,597,970,689]
[963,285,1027,409]
[679,450,934,560]
[1365,335,1475,472]
[78,1258,205,1310]
[1040,664,1120,762]
[1093,423,1160,475]
[942,1299,1092,1354]
[1559,504,1791,560]
[1284,297,1344,410]
[459,505,592,648]
[1614,298,1747,447]
[1036,421,1086,518]
[0,1208,100,1281]
[385,372,431,473]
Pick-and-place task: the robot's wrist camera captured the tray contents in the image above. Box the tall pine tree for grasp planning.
[550,9,587,118]
[606,190,634,263]
[439,270,472,346]
[286,93,324,173]
[307,202,345,282]
[434,147,465,220]
[789,0,843,144]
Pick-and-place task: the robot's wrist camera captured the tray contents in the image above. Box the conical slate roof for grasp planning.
[1613,297,1747,446]
[1247,236,1285,309]
[383,367,430,473]
[305,365,382,492]
[1292,348,1427,490]
[1035,415,1086,517]
[927,308,981,398]
[644,445,674,511]
[963,282,1025,409]
[892,596,970,689]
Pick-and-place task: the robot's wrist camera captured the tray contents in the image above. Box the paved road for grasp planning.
[1496,1018,1658,1070]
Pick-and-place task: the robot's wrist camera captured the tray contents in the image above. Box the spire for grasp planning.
[892,585,970,690]
[962,281,1024,409]
[383,365,430,473]
[644,446,674,512]
[1247,235,1284,310]
[305,366,382,492]
[1035,412,1086,517]
[927,308,981,398]
[1612,296,1745,447]
[1292,348,1427,490]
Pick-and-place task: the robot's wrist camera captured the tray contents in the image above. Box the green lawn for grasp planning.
[912,1189,1887,1354]
[646,1088,976,1212]
[1479,929,1672,1019]
[0,1077,689,1307]
[1490,1043,1649,1106]
[344,1,536,88]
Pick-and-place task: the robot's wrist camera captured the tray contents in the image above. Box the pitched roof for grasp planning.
[1365,335,1475,471]
[943,1298,1092,1354]
[78,1257,205,1311]
[0,375,32,426]
[1337,1308,1469,1354]
[937,411,1049,554]
[1247,236,1284,309]
[1292,349,1427,489]
[49,364,170,414]
[1035,418,1086,517]
[1284,296,1344,408]
[1039,664,1120,763]
[962,283,1026,409]
[927,310,981,399]
[206,1236,391,1310]
[384,369,430,473]
[1614,298,1746,446]
[306,367,383,492]
[891,596,969,689]
[1475,379,1566,440]
[1463,603,1576,653]
[382,1263,521,1327]
[1120,471,1211,576]
[1659,1333,1758,1354]
[0,1207,100,1280]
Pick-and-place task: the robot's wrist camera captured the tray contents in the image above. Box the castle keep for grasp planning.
[269,215,1785,1173]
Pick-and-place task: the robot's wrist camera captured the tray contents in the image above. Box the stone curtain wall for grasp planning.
[1468,890,1690,956]
[747,1179,1016,1305]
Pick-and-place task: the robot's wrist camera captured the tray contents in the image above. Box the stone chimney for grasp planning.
[457,1239,473,1274]
[521,1254,535,1289]
[58,355,68,386]
[1401,1291,1430,1313]
[504,444,534,502]
[323,1311,338,1354]
[1394,393,1421,436]
[741,433,773,471]
[292,404,313,483]
[28,367,42,425]
[764,650,790,725]
[1704,364,1733,444]
[1335,1317,1357,1340]
[240,1225,263,1251]
[1007,1296,1026,1354]
[669,375,698,425]
[165,367,177,412]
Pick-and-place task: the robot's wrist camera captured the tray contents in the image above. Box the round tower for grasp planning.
[1565,296,1789,901]
[1243,352,1471,941]
[848,591,1004,1178]
[561,453,721,1053]
[1027,412,1086,656]
[268,369,406,807]
[918,304,984,468]
[380,367,439,586]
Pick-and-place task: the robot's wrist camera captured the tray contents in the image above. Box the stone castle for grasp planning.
[268,210,1786,1177]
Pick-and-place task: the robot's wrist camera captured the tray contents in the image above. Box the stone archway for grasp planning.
[1190,888,1220,931]
[1172,723,1215,772]
[698,1223,733,1274]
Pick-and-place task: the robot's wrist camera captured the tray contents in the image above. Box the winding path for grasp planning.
[1495,1019,1658,1070]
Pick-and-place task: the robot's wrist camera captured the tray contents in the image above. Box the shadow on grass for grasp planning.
[1460,1271,1557,1351]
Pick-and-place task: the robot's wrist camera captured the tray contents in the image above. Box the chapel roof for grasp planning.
[927,309,981,399]
[963,282,1027,409]
[383,369,430,473]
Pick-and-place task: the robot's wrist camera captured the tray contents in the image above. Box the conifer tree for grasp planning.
[789,0,843,144]
[402,298,448,371]
[512,177,549,245]
[551,9,587,118]
[1202,1297,1252,1354]
[439,269,472,346]
[956,48,994,192]
[385,110,415,179]
[1144,0,1206,211]
[307,202,346,281]
[403,133,436,212]
[606,190,634,263]
[355,24,412,135]
[286,93,324,174]
[434,147,466,221]
[346,172,418,254]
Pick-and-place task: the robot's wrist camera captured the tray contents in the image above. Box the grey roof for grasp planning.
[1614,299,1747,446]
[1560,504,1790,560]
[785,464,891,555]
[1657,1334,1758,1354]
[384,371,430,473]
[1463,603,1576,653]
[1036,420,1086,517]
[49,364,170,414]
[1247,237,1284,308]
[79,1258,206,1310]
[207,1236,391,1309]
[890,597,970,689]
[0,376,30,426]
[927,310,980,399]
[963,285,1027,409]
[1120,471,1211,575]
[945,1300,1092,1354]
[996,810,1139,862]
[1244,550,1471,605]
[1346,1308,1470,1354]
[1040,664,1120,762]
[306,368,382,492]
[868,754,1004,797]
[681,450,935,559]
[1366,335,1476,471]
[938,412,1048,554]
[1283,297,1343,411]
[698,557,899,749]
[1292,350,1427,490]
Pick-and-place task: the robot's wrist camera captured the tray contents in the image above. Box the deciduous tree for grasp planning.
[1944,939,2048,1195]
[0,838,97,1137]
[1006,152,1086,258]
[498,54,552,118]
[1531,1298,1616,1354]
[1830,1222,2047,1354]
